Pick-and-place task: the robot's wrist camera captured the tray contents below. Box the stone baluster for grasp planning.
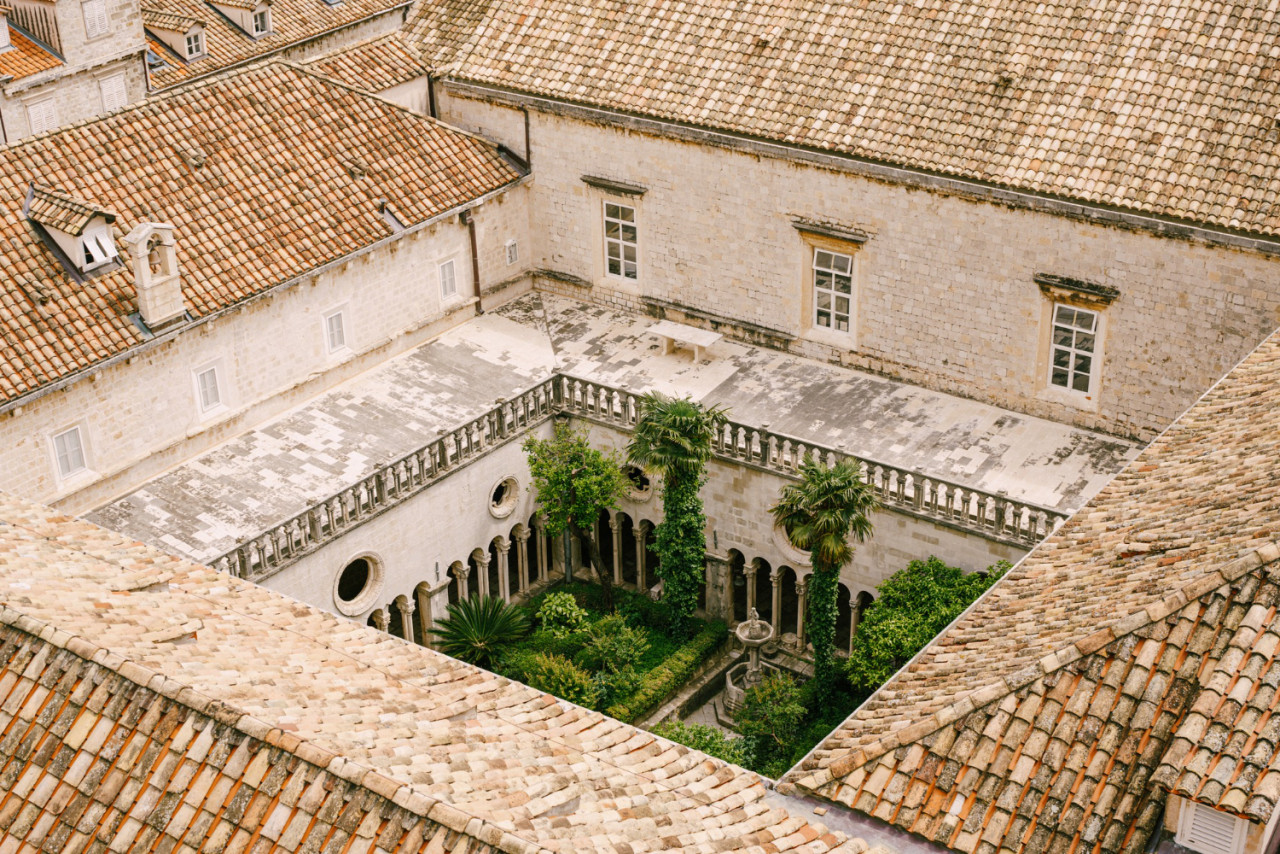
[769,565,783,638]
[515,528,531,594]
[494,540,511,601]
[610,513,624,585]
[476,551,491,598]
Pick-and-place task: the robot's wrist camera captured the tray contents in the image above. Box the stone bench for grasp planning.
[648,319,722,361]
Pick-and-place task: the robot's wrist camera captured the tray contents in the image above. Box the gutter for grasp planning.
[443,78,1280,258]
[0,172,531,417]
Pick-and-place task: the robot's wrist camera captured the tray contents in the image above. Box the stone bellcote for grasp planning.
[123,222,186,331]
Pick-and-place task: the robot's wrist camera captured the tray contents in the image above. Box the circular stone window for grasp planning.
[771,522,812,566]
[333,555,384,616]
[489,476,520,519]
[624,465,653,502]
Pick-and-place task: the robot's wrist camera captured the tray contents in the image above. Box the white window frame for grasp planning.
[0,16,12,51]
[323,308,348,354]
[51,426,89,481]
[439,259,457,300]
[25,98,57,135]
[81,0,108,39]
[251,8,270,36]
[505,239,518,266]
[1048,303,1100,396]
[79,227,118,271]
[185,30,204,58]
[603,201,638,280]
[1175,799,1248,854]
[98,73,127,113]
[193,364,222,413]
[812,247,854,334]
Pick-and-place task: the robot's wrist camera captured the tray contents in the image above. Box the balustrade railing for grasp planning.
[210,373,1065,580]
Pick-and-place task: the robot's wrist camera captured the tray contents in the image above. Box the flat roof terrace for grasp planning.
[88,292,1139,568]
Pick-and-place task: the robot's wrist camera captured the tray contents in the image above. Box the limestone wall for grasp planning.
[437,87,1280,442]
[0,189,530,510]
[0,54,145,142]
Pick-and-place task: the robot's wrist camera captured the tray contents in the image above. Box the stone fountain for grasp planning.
[724,608,777,714]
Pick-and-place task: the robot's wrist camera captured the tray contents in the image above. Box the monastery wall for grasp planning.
[0,198,530,510]
[438,88,1280,442]
[1,55,145,142]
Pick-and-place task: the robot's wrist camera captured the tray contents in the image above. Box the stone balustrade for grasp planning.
[210,372,1065,581]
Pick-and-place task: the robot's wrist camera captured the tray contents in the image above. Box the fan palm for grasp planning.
[429,596,530,669]
[628,393,728,637]
[771,455,878,698]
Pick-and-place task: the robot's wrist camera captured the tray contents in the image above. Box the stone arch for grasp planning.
[389,594,412,641]
[366,608,388,632]
[596,508,615,580]
[852,590,874,646]
[729,549,748,623]
[777,566,800,637]
[487,536,506,601]
[835,583,853,654]
[751,557,773,627]
[447,560,467,604]
[526,514,543,586]
[615,511,638,586]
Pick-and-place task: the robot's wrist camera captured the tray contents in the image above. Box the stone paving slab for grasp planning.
[89,292,1139,563]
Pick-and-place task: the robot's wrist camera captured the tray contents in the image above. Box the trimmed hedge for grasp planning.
[605,619,728,723]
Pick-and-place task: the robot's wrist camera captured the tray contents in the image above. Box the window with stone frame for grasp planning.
[439,259,457,298]
[603,201,637,279]
[1049,304,1099,394]
[52,427,87,478]
[813,247,854,333]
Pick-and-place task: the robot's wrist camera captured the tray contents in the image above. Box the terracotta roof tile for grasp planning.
[0,491,876,853]
[305,33,428,92]
[147,0,408,89]
[24,184,115,236]
[0,26,61,82]
[141,7,204,33]
[408,0,1280,238]
[0,61,522,406]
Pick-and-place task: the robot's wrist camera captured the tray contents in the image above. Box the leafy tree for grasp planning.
[429,596,530,669]
[652,721,750,767]
[627,393,728,637]
[846,556,1010,694]
[735,672,807,777]
[523,652,599,708]
[771,455,878,700]
[524,423,629,610]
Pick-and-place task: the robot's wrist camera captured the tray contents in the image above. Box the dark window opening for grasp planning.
[338,558,370,602]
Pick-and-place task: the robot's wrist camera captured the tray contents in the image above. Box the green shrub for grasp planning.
[428,596,530,670]
[736,672,807,776]
[537,591,589,637]
[582,614,649,674]
[593,666,643,709]
[652,721,750,767]
[605,620,728,723]
[523,653,598,708]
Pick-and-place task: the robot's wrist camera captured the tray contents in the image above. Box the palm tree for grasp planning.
[628,392,728,637]
[429,596,530,669]
[770,455,878,698]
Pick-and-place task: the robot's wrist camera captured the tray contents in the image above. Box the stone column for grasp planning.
[415,585,433,647]
[494,540,511,601]
[476,552,491,598]
[515,529,531,594]
[770,566,783,637]
[454,563,470,600]
[535,518,549,584]
[394,596,416,642]
[744,560,759,617]
[704,552,732,620]
[795,576,808,650]
[610,514,624,586]
[371,609,389,632]
[635,521,650,593]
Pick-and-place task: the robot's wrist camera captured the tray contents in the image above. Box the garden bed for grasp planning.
[498,582,728,724]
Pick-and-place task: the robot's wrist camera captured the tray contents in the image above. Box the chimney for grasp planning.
[123,222,186,331]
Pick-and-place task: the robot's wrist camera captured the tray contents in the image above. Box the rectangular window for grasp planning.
[251,9,268,35]
[26,99,56,135]
[195,366,221,411]
[439,259,457,298]
[325,311,346,352]
[185,31,204,57]
[99,74,127,112]
[813,248,853,333]
[1050,304,1098,394]
[82,0,108,38]
[52,427,86,478]
[604,202,637,279]
[505,239,518,266]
